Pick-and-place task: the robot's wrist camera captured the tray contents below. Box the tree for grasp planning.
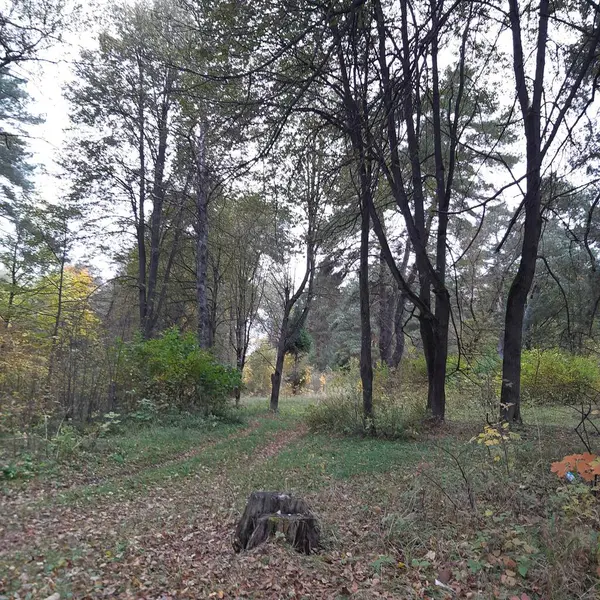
[498,0,600,422]
[265,126,327,412]
[67,0,180,339]
[0,0,67,70]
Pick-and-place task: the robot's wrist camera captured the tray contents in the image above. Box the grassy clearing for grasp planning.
[1,396,599,599]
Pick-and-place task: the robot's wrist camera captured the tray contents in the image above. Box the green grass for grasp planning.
[445,387,587,429]
[3,394,600,600]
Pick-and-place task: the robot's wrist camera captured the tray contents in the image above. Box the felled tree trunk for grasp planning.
[234,491,319,555]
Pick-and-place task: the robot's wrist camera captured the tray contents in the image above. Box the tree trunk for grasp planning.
[234,491,319,554]
[136,63,148,335]
[209,257,220,348]
[48,240,67,382]
[431,294,450,421]
[359,199,374,428]
[522,284,539,350]
[5,228,20,329]
[234,317,245,406]
[270,307,289,412]
[378,250,394,367]
[500,203,541,422]
[391,291,406,368]
[194,125,211,350]
[500,0,548,423]
[144,83,171,339]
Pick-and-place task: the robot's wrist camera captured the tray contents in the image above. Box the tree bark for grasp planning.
[144,74,172,339]
[270,304,289,412]
[378,250,394,367]
[234,491,319,554]
[500,0,548,422]
[359,198,374,427]
[48,237,67,383]
[4,226,21,329]
[136,54,148,335]
[391,291,406,368]
[194,125,211,350]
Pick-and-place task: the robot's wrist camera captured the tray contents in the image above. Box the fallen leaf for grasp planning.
[437,567,452,584]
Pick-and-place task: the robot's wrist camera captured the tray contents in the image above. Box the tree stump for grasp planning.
[233,491,320,554]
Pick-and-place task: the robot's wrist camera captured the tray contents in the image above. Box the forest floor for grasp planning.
[1,398,598,600]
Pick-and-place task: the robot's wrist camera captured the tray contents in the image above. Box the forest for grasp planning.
[2,0,600,598]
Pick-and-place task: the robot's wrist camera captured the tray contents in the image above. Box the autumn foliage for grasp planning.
[551,453,600,482]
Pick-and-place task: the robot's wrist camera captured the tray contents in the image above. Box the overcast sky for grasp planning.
[19,2,116,277]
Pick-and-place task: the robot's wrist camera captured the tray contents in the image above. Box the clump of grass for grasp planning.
[306,366,425,439]
[306,391,424,438]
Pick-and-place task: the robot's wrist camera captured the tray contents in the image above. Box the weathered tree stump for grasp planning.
[233,491,320,554]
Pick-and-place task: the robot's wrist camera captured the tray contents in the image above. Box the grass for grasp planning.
[1,394,600,599]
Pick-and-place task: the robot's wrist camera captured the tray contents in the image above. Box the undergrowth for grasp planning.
[2,396,600,599]
[306,361,425,438]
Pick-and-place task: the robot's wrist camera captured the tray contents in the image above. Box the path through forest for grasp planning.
[2,405,574,600]
[1,414,412,599]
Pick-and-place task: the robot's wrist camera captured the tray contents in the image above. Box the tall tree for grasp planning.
[0,0,67,70]
[499,0,600,422]
[67,0,180,338]
[266,127,327,412]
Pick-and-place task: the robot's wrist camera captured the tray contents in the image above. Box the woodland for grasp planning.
[2,0,600,598]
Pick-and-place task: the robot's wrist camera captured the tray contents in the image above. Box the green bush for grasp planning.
[399,352,429,385]
[520,349,600,405]
[1,453,35,480]
[306,360,424,438]
[121,328,241,415]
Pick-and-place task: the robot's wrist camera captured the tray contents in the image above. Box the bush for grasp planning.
[121,328,241,415]
[520,349,600,405]
[1,453,35,480]
[243,339,313,397]
[306,360,424,438]
[443,348,599,410]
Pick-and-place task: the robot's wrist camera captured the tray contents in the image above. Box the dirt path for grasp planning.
[2,419,400,599]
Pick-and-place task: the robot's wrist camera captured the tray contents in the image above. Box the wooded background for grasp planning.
[2,0,600,435]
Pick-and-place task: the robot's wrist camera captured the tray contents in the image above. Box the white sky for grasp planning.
[14,2,115,276]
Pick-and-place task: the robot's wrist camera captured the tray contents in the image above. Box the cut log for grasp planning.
[233,491,319,554]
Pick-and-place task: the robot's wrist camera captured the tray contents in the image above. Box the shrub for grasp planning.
[306,359,424,438]
[447,348,599,411]
[399,351,429,386]
[243,339,312,397]
[1,453,35,480]
[283,353,312,396]
[520,349,600,405]
[121,328,240,415]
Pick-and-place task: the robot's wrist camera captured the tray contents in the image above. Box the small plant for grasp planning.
[99,412,121,435]
[130,398,161,423]
[370,554,396,574]
[472,421,520,475]
[551,453,600,518]
[1,454,35,480]
[50,423,84,459]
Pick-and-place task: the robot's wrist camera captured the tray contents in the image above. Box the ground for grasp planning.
[1,398,599,599]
